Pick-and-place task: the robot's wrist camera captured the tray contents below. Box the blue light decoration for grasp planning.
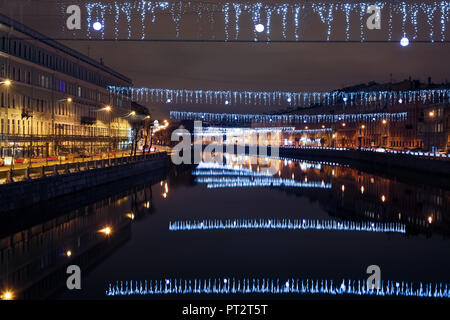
[168,218,406,234]
[169,111,408,125]
[75,1,450,43]
[195,176,332,189]
[109,86,450,108]
[106,277,450,299]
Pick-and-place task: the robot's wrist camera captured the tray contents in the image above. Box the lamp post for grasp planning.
[1,80,12,167]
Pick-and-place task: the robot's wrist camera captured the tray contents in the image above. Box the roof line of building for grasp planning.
[0,13,132,84]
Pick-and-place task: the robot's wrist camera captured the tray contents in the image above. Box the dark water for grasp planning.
[1,153,449,300]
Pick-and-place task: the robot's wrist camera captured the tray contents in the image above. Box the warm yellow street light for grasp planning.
[104,105,112,112]
[1,290,14,300]
[66,250,72,257]
[99,226,112,236]
[428,111,435,117]
[382,119,387,125]
[1,79,12,86]
[67,97,73,103]
[361,125,366,129]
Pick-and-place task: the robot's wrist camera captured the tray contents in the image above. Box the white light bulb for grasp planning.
[255,24,265,33]
[166,99,172,103]
[93,22,103,31]
[225,100,229,105]
[400,37,409,47]
[287,97,292,103]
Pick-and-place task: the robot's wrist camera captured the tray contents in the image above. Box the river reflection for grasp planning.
[0,153,449,300]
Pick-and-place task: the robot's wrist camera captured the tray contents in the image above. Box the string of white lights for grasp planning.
[169,111,408,124]
[109,87,449,107]
[106,278,450,298]
[168,218,406,233]
[75,1,450,42]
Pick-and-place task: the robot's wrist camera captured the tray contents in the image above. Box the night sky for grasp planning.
[1,0,449,118]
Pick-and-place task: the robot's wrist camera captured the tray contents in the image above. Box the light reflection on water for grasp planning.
[1,152,449,300]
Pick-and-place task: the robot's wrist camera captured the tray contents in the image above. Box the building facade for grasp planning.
[0,13,134,163]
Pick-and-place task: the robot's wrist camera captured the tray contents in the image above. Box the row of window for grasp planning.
[0,119,128,137]
[2,61,112,104]
[1,33,128,88]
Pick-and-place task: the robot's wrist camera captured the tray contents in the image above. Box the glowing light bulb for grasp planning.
[166,99,172,103]
[400,37,409,47]
[99,226,112,236]
[2,290,13,300]
[225,100,230,105]
[66,250,72,257]
[255,24,265,33]
[93,22,103,31]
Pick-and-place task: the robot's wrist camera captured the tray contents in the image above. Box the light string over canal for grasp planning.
[170,111,408,124]
[71,1,450,42]
[105,277,450,298]
[168,218,406,234]
[109,87,450,108]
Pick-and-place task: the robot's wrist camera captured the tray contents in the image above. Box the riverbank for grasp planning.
[0,152,171,213]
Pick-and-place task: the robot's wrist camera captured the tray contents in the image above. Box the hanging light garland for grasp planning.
[109,87,450,108]
[71,1,450,42]
[169,111,408,124]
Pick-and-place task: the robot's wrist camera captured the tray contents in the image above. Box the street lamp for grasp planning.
[0,79,12,86]
[2,80,12,167]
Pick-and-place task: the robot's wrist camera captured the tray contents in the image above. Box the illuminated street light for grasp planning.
[341,123,346,127]
[99,226,112,236]
[58,97,72,103]
[428,216,433,224]
[1,290,14,300]
[130,111,136,116]
[361,125,366,129]
[429,111,435,117]
[1,79,12,86]
[66,250,72,257]
[382,119,387,125]
[104,105,112,112]
[126,213,135,220]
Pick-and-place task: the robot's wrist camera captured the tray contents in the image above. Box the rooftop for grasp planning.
[0,12,132,84]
